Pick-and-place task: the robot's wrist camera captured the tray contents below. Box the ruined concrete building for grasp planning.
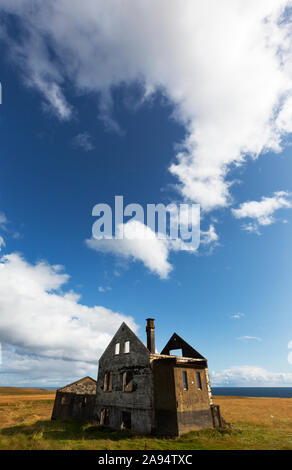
[52,319,222,435]
[51,376,96,422]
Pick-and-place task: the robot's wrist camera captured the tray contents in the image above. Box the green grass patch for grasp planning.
[1,419,292,450]
[1,395,292,450]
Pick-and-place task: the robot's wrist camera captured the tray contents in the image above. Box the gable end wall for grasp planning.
[93,323,153,433]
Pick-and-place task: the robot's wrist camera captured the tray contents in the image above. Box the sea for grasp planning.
[212,387,292,398]
[41,386,292,398]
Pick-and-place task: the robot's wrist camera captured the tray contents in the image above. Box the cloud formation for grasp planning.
[98,286,112,293]
[0,236,5,251]
[231,312,245,320]
[1,1,292,212]
[211,365,292,386]
[232,191,292,232]
[0,253,137,384]
[200,225,219,246]
[72,132,95,152]
[86,217,217,278]
[237,336,262,342]
[86,220,173,279]
[0,345,97,387]
[0,212,8,231]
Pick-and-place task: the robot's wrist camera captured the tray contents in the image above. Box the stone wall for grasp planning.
[51,391,96,421]
[93,322,153,433]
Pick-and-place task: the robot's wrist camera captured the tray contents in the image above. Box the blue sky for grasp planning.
[1,1,292,387]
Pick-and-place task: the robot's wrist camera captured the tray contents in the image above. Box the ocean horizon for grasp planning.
[212,387,292,398]
[36,386,292,398]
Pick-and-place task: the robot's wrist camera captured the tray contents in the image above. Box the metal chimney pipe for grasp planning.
[146,318,155,353]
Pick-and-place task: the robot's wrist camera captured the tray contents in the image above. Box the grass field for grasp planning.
[0,387,292,450]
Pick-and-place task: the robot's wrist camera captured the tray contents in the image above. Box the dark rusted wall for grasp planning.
[93,323,153,433]
[173,365,213,434]
[152,358,178,436]
[152,360,214,436]
[51,391,96,422]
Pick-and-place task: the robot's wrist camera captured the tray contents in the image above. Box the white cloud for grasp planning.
[237,336,262,342]
[1,1,292,211]
[0,212,8,231]
[0,345,98,387]
[86,220,173,279]
[231,312,245,320]
[12,232,22,240]
[241,223,261,235]
[72,132,94,151]
[232,191,292,231]
[98,285,112,293]
[0,253,137,384]
[86,203,219,277]
[0,212,7,252]
[37,79,72,121]
[200,225,219,246]
[211,365,292,386]
[87,214,219,278]
[0,236,5,251]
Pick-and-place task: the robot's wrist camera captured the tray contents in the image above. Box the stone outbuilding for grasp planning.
[51,376,96,422]
[52,319,222,435]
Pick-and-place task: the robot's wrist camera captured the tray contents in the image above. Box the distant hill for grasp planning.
[0,387,56,396]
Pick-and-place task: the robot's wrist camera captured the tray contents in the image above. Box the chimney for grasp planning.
[146,318,155,353]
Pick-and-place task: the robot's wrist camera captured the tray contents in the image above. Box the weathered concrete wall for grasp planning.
[152,358,178,436]
[173,364,213,434]
[93,322,153,433]
[152,359,214,435]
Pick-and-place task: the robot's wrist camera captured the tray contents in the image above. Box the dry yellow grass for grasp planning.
[0,394,55,405]
[0,388,55,430]
[214,396,292,429]
[0,388,292,449]
[0,387,55,396]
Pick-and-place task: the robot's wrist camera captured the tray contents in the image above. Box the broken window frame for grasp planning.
[196,371,202,390]
[61,394,71,405]
[103,371,113,392]
[182,371,188,390]
[100,408,110,426]
[169,348,183,357]
[121,411,131,430]
[82,396,87,407]
[122,370,134,392]
[124,340,130,354]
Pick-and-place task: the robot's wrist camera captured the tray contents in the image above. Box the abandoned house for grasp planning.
[52,319,222,435]
[51,376,96,422]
